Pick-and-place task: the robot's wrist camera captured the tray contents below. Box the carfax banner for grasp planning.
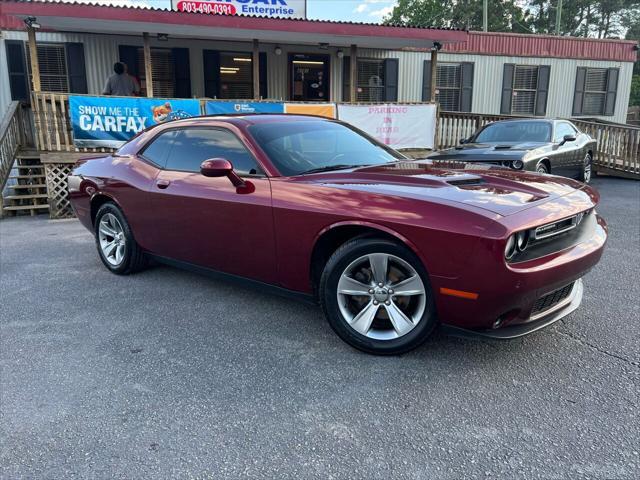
[337,104,437,149]
[69,96,201,148]
[205,101,285,115]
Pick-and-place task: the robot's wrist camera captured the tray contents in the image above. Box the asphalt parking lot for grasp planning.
[0,177,638,479]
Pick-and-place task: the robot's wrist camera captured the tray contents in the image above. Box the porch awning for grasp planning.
[1,0,468,50]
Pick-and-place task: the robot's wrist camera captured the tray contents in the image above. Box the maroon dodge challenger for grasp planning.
[68,115,607,354]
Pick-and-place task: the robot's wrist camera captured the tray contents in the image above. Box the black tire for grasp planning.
[319,237,437,355]
[579,153,592,183]
[536,162,549,174]
[94,202,147,275]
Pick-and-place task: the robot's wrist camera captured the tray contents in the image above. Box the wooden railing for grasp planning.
[572,119,640,178]
[30,92,640,179]
[0,101,34,195]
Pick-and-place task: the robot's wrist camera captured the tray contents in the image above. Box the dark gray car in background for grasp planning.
[428,119,596,183]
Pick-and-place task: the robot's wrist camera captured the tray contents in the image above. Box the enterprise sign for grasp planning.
[172,0,306,19]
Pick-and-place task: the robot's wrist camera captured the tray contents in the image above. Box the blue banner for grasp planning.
[69,96,201,148]
[205,101,284,115]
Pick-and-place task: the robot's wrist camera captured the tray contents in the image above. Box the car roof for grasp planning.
[159,113,334,129]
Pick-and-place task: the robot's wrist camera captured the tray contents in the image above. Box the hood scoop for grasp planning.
[446,177,485,187]
[494,145,513,150]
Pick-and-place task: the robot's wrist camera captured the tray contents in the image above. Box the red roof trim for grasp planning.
[443,31,637,63]
[0,1,467,43]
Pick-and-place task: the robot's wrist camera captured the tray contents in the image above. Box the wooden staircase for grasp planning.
[1,151,49,216]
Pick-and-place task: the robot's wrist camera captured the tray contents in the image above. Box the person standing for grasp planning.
[103,62,140,96]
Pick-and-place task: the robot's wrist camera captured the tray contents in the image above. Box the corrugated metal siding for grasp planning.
[444,31,638,63]
[0,30,633,124]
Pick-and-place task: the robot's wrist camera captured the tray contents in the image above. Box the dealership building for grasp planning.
[0,0,637,123]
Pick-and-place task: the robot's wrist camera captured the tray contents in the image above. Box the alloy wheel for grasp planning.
[336,253,426,340]
[98,213,126,266]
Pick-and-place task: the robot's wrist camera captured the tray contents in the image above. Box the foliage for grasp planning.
[630,75,640,106]
[383,0,640,39]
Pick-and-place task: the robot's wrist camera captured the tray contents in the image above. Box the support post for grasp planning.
[27,27,41,92]
[555,0,563,35]
[253,39,260,100]
[430,47,438,103]
[143,32,154,97]
[483,0,488,32]
[349,44,357,103]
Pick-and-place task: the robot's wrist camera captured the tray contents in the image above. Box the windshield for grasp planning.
[474,121,552,143]
[249,121,403,176]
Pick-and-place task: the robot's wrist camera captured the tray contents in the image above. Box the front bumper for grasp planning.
[442,279,583,339]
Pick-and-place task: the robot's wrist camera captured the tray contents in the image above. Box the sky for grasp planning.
[72,0,399,23]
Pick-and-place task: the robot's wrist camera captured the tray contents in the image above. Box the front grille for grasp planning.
[532,282,575,316]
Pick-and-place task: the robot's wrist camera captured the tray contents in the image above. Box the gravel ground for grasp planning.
[1,177,638,479]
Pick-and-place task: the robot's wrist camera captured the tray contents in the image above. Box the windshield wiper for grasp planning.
[300,164,370,175]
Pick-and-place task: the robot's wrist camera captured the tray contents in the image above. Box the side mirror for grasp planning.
[459,138,467,144]
[559,134,576,146]
[200,158,244,187]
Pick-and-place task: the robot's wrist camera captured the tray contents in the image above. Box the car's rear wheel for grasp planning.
[579,153,592,183]
[536,162,549,174]
[320,237,437,355]
[94,202,147,275]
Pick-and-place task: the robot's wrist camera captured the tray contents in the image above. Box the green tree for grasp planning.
[630,75,640,107]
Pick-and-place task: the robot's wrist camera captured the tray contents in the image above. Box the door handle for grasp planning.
[156,179,171,189]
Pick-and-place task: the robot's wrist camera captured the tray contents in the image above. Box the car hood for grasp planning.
[427,141,547,161]
[293,161,588,217]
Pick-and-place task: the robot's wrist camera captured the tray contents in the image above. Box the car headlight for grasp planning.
[505,235,517,260]
[512,160,524,170]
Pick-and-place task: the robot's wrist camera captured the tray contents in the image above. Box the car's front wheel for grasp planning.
[536,162,549,174]
[94,202,147,275]
[320,237,437,355]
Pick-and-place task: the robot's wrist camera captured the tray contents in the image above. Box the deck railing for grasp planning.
[29,91,640,178]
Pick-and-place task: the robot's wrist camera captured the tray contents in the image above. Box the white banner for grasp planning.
[337,104,437,150]
[172,0,306,19]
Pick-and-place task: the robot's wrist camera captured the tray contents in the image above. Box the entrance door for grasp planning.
[289,54,330,101]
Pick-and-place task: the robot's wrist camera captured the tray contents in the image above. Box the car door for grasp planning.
[552,122,582,178]
[145,126,277,284]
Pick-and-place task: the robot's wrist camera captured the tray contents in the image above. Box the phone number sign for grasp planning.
[172,0,306,19]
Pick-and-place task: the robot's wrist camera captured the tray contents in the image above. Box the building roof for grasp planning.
[444,31,637,63]
[0,0,467,50]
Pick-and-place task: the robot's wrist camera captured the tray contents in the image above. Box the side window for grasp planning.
[554,122,577,143]
[165,128,261,175]
[140,130,177,168]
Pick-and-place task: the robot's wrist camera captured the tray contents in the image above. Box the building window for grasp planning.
[436,63,462,112]
[356,59,385,102]
[582,68,608,115]
[219,52,253,99]
[26,43,69,92]
[573,67,618,117]
[511,65,538,115]
[136,47,175,97]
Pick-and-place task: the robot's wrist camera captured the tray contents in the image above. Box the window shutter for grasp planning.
[171,48,191,98]
[535,65,550,116]
[5,41,29,101]
[604,68,618,116]
[342,56,351,102]
[118,45,139,79]
[460,62,474,112]
[65,43,87,94]
[422,60,431,102]
[500,64,515,114]
[259,52,268,99]
[572,67,586,116]
[383,58,399,102]
[202,50,220,98]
